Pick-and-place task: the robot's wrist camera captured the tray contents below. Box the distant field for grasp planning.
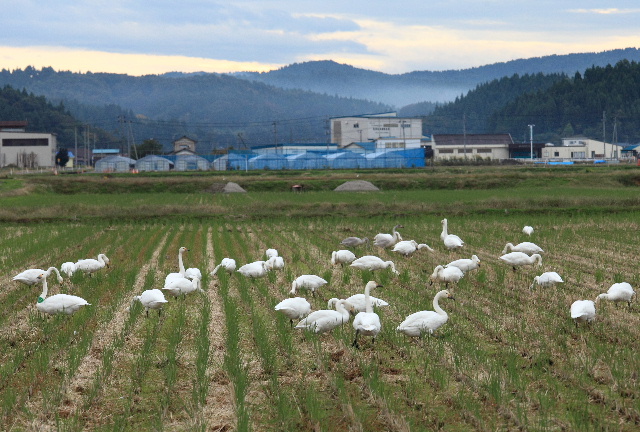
[1,167,639,430]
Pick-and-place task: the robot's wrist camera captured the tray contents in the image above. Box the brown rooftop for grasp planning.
[433,134,514,146]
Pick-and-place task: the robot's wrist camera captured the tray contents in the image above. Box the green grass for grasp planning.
[1,168,640,430]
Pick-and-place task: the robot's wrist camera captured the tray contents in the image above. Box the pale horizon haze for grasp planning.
[1,1,640,76]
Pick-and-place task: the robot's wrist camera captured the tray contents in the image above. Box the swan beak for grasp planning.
[449,295,456,300]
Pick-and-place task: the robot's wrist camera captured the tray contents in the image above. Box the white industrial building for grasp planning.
[0,121,57,168]
[330,112,423,148]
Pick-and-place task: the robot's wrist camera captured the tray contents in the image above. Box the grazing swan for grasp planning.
[265,248,279,259]
[530,272,564,290]
[341,293,389,313]
[290,275,328,296]
[499,252,542,271]
[295,299,354,334]
[392,240,434,257]
[60,262,76,278]
[35,274,90,316]
[13,267,63,285]
[502,242,543,255]
[429,265,464,287]
[352,281,383,348]
[132,289,168,317]
[441,218,464,250]
[237,261,269,278]
[331,250,357,266]
[397,290,455,337]
[350,256,399,275]
[446,255,480,273]
[165,247,189,284]
[265,256,285,271]
[210,258,237,276]
[570,300,596,325]
[523,226,534,236]
[274,297,311,326]
[163,274,203,298]
[340,237,369,248]
[75,253,110,277]
[373,225,404,249]
[185,267,202,280]
[596,282,635,308]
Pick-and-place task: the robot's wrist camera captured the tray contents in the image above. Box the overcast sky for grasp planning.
[1,1,639,75]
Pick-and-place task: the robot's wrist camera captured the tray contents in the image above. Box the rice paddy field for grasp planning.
[1,166,640,431]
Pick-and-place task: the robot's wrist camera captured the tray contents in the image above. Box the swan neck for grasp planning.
[38,277,48,303]
[335,301,350,320]
[178,250,185,274]
[364,285,373,313]
[433,292,447,316]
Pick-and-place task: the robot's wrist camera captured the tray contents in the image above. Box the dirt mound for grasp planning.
[334,180,379,191]
[208,182,247,193]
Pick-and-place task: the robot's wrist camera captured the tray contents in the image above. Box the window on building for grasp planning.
[571,151,585,158]
[353,123,359,128]
[476,148,492,153]
[439,149,454,154]
[457,149,473,153]
[554,152,560,157]
[2,138,49,147]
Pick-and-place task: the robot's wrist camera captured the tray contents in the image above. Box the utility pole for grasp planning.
[602,111,606,159]
[528,124,535,160]
[273,121,278,154]
[74,126,78,168]
[463,113,467,159]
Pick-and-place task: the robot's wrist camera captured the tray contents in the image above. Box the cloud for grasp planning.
[568,8,640,15]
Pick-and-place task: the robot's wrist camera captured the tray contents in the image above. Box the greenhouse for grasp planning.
[323,151,367,169]
[364,150,406,168]
[94,156,136,173]
[286,152,326,170]
[174,155,211,171]
[135,155,174,172]
[211,154,249,171]
[248,153,287,170]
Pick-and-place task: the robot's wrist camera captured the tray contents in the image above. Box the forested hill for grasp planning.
[0,67,390,148]
[422,73,566,136]
[488,60,640,144]
[233,48,640,107]
[0,85,115,147]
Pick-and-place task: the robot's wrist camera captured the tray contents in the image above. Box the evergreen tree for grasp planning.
[55,148,69,167]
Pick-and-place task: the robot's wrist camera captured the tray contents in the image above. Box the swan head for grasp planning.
[365,280,383,291]
[438,289,455,301]
[430,265,445,280]
[327,297,339,308]
[179,247,189,254]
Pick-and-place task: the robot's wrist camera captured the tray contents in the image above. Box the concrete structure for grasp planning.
[0,121,57,168]
[432,134,513,160]
[171,136,197,155]
[546,137,622,160]
[330,112,423,148]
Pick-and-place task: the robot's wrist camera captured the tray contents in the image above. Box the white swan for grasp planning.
[132,289,168,317]
[75,253,110,277]
[274,297,311,326]
[373,225,403,249]
[163,274,203,298]
[210,258,237,276]
[523,226,534,236]
[13,266,63,285]
[352,281,383,348]
[290,275,328,296]
[237,261,269,278]
[499,252,542,271]
[530,272,564,290]
[445,255,480,273]
[35,273,90,315]
[60,262,76,278]
[165,247,188,284]
[570,300,596,325]
[397,289,455,337]
[502,242,543,255]
[265,256,285,271]
[429,265,464,287]
[340,237,369,248]
[350,256,399,275]
[185,267,202,280]
[341,294,389,313]
[441,218,464,250]
[295,299,354,334]
[265,248,279,259]
[596,282,635,308]
[392,240,434,257]
[331,250,356,266]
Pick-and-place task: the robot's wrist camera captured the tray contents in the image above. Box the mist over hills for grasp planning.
[231,48,640,107]
[1,48,639,149]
